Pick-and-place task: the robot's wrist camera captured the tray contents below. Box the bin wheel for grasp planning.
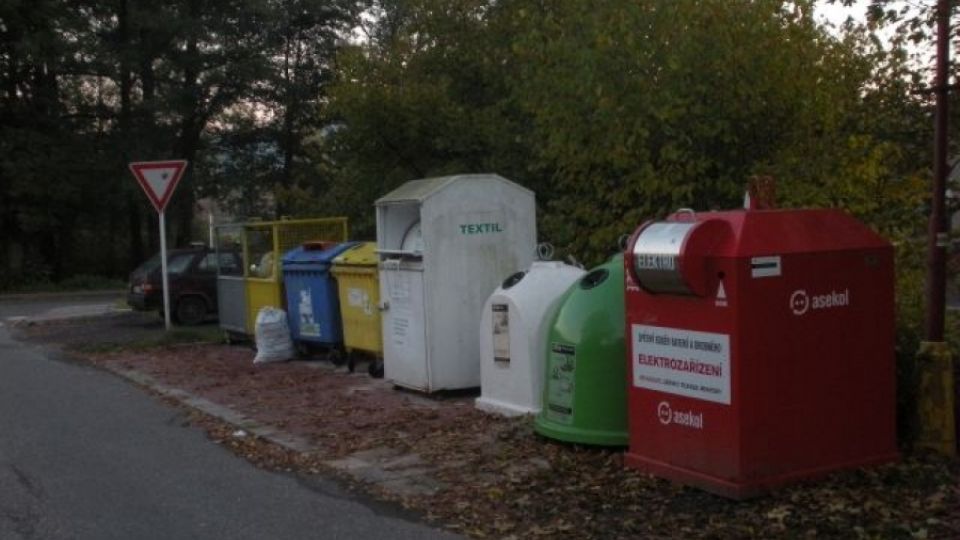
[174,296,207,326]
[346,352,356,373]
[368,359,384,378]
[223,331,246,345]
[329,348,345,366]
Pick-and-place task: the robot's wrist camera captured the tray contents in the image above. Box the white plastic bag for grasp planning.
[253,306,294,364]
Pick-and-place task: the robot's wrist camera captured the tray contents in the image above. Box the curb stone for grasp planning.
[110,367,315,453]
[104,364,451,497]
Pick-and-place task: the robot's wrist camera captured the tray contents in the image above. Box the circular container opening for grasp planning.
[580,268,609,290]
[502,271,526,290]
[401,221,423,253]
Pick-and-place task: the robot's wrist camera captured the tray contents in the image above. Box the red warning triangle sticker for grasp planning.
[129,160,188,213]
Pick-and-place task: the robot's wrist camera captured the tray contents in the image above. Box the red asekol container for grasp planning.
[623,208,897,499]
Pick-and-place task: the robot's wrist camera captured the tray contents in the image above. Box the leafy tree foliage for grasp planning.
[0,0,941,294]
[0,0,359,287]
[294,0,537,238]
[323,0,931,264]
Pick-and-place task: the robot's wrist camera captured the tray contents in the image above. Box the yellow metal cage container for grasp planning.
[241,218,348,335]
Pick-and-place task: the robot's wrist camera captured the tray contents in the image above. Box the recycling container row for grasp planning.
[218,173,896,501]
[474,204,895,501]
[280,241,383,364]
[215,218,349,340]
[214,228,384,368]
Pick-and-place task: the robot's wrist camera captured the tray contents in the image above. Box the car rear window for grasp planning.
[133,254,161,275]
[167,253,196,275]
[197,252,241,275]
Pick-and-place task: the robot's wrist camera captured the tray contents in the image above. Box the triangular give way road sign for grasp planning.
[129,160,188,213]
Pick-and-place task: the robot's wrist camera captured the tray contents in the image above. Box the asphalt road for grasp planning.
[0,296,457,540]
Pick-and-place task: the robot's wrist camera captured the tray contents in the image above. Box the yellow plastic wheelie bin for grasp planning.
[330,242,383,376]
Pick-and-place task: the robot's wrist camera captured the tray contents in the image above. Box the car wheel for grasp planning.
[175,296,207,326]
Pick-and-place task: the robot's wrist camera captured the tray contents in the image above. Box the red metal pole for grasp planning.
[926,0,951,342]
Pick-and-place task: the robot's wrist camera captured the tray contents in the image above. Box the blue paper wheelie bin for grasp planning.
[282,241,359,359]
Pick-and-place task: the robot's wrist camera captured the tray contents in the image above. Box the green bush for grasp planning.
[894,241,924,449]
[0,273,124,294]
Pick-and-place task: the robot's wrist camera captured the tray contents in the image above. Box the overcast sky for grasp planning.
[814,0,931,66]
[815,0,869,28]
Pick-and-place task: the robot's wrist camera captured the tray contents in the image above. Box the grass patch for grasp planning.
[71,324,224,354]
[1,274,126,294]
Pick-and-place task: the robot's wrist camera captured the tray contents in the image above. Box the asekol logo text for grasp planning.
[789,288,850,316]
[656,401,704,429]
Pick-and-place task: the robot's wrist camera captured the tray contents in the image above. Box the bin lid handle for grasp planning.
[536,243,554,261]
[303,240,334,251]
[674,208,696,222]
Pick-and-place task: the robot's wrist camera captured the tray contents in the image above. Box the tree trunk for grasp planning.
[173,0,201,246]
[116,0,144,269]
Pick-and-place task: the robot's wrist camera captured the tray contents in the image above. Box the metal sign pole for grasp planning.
[159,210,172,331]
[128,159,187,333]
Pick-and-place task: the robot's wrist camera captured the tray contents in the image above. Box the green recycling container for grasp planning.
[534,254,628,446]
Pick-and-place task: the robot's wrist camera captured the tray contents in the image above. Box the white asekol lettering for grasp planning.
[790,288,850,316]
[811,289,850,309]
[657,401,704,429]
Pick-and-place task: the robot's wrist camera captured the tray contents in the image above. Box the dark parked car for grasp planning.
[127,245,241,325]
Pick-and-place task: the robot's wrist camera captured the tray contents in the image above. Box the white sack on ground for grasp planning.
[253,306,294,364]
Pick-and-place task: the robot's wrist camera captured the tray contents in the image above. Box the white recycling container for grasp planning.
[376,174,536,392]
[476,255,585,416]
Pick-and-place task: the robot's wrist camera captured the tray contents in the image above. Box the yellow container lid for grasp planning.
[332,241,378,266]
